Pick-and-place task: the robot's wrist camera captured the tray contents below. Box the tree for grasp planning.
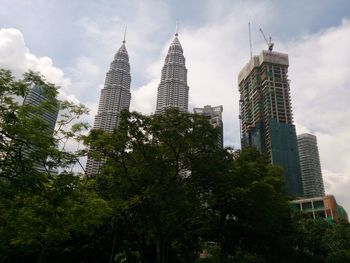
[85,109,225,262]
[0,69,111,262]
[85,110,296,263]
[292,217,350,263]
[196,147,295,263]
[0,69,89,180]
[2,69,348,262]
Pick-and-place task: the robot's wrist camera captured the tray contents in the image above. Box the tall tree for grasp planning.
[85,109,224,262]
[204,147,295,262]
[292,217,350,263]
[2,69,348,262]
[85,109,296,263]
[0,69,111,262]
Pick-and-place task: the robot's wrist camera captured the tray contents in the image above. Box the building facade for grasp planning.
[156,32,189,113]
[23,84,59,172]
[297,133,325,197]
[85,40,131,175]
[23,85,59,133]
[291,195,348,223]
[238,50,303,196]
[194,105,224,148]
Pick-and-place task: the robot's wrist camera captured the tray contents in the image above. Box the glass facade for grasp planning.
[238,50,303,197]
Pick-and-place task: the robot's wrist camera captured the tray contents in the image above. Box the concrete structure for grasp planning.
[86,39,131,175]
[297,133,325,198]
[194,105,224,148]
[238,50,303,197]
[291,195,348,223]
[156,31,189,113]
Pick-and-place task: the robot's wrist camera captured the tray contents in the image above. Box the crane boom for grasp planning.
[259,28,274,51]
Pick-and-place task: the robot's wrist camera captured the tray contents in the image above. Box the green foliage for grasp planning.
[0,69,110,262]
[85,109,223,263]
[292,218,350,263]
[0,69,349,262]
[201,147,295,263]
[0,69,89,179]
[83,109,297,262]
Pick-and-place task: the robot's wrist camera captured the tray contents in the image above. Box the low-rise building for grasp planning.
[291,195,348,223]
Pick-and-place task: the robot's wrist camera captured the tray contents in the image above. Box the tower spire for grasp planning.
[175,21,178,37]
[123,25,127,44]
[155,26,188,114]
[86,24,131,176]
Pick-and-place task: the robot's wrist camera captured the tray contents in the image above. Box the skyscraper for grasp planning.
[156,31,189,113]
[86,38,131,175]
[297,133,325,197]
[23,84,59,172]
[194,105,224,148]
[23,84,59,133]
[238,50,303,196]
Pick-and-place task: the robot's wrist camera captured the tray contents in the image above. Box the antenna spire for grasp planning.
[248,22,252,59]
[175,21,178,37]
[123,25,127,44]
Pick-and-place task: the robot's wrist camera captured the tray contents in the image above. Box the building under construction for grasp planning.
[238,50,303,197]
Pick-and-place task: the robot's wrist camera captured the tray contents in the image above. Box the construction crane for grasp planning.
[259,28,274,51]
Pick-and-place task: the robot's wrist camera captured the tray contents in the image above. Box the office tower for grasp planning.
[238,50,303,196]
[23,84,59,172]
[297,133,325,197]
[194,105,224,148]
[23,84,59,133]
[0,84,59,175]
[86,38,131,175]
[155,31,189,113]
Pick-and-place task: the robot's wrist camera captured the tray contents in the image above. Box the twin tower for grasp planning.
[86,32,190,175]
[85,30,304,199]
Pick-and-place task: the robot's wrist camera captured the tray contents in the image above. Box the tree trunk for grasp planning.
[109,230,118,263]
[156,238,169,263]
[37,247,46,263]
[162,241,169,263]
[156,239,161,263]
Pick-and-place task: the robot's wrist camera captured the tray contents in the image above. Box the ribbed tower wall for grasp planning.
[297,133,325,197]
[86,42,131,175]
[156,34,189,113]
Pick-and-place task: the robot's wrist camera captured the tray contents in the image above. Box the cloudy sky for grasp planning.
[1,0,350,212]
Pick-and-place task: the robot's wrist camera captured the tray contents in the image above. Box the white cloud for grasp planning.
[2,3,350,213]
[74,1,172,85]
[0,28,77,103]
[130,79,158,114]
[0,28,27,75]
[129,3,269,148]
[127,12,350,212]
[0,28,88,171]
[67,56,102,102]
[323,169,350,212]
[280,19,350,212]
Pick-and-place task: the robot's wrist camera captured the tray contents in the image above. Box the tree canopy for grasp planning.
[0,69,110,262]
[0,69,349,262]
